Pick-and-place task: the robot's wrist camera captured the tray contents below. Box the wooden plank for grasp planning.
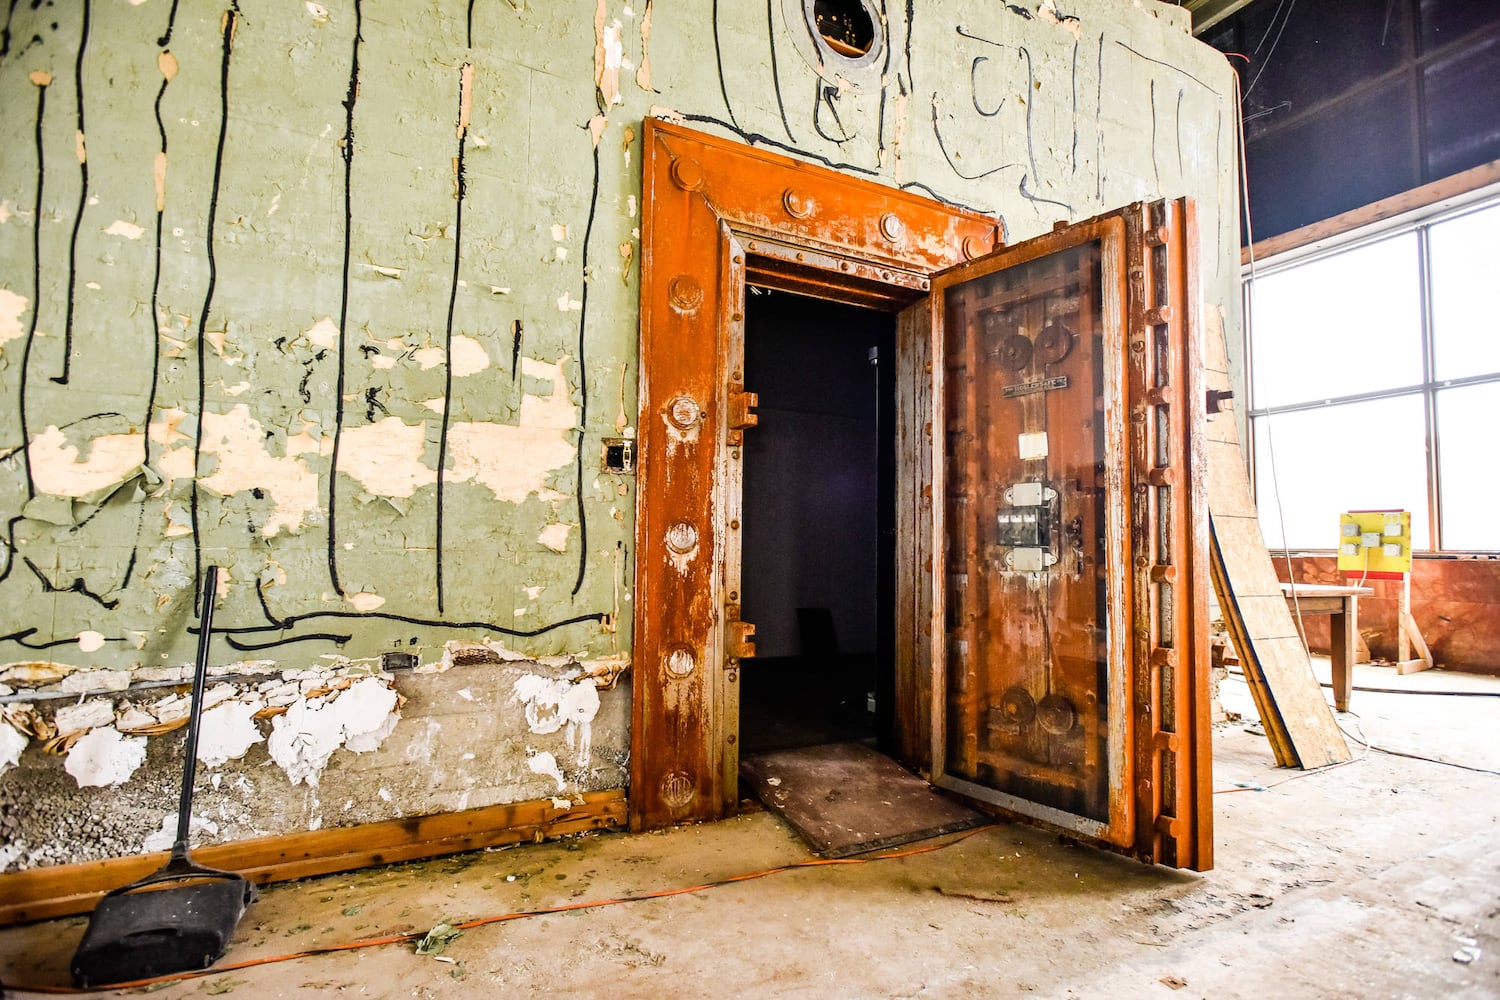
[1204,307,1350,769]
[1243,158,1500,265]
[0,790,626,927]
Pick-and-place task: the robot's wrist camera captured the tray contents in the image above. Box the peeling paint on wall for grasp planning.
[27,427,145,499]
[0,289,27,347]
[65,727,148,788]
[337,417,436,500]
[197,700,264,768]
[266,677,401,786]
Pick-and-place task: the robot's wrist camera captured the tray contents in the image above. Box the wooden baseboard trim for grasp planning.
[0,789,627,927]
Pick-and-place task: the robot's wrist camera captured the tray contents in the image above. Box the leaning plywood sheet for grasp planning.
[1204,310,1350,769]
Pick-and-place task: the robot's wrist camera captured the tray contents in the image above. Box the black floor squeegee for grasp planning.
[71,565,257,988]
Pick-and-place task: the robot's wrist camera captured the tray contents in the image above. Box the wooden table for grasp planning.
[1279,583,1374,712]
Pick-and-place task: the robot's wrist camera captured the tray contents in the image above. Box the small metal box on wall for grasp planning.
[1338,510,1412,579]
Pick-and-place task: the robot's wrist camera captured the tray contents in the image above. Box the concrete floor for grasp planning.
[2,659,1497,999]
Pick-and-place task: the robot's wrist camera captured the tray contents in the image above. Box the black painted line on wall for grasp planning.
[226,631,351,652]
[1149,78,1162,194]
[202,609,610,640]
[435,62,473,615]
[145,15,176,478]
[711,0,742,131]
[1095,32,1105,201]
[1176,87,1185,179]
[53,0,91,386]
[1018,174,1071,214]
[0,0,21,60]
[1,627,126,650]
[466,0,476,48]
[571,140,601,598]
[896,180,993,218]
[23,556,119,610]
[765,0,796,143]
[970,58,1000,117]
[2,77,50,588]
[190,9,237,607]
[681,113,881,178]
[813,81,850,145]
[1113,39,1213,93]
[902,0,916,99]
[327,0,363,598]
[1070,38,1079,173]
[1019,46,1040,184]
[929,96,1022,182]
[157,0,181,47]
[18,79,47,504]
[876,0,892,160]
[511,319,523,381]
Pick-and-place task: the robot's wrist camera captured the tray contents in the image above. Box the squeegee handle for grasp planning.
[173,565,219,858]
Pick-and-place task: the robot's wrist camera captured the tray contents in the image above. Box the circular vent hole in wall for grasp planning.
[809,0,880,62]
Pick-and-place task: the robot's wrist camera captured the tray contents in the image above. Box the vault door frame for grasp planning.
[632,120,999,831]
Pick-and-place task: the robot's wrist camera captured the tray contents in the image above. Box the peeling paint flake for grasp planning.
[267,677,401,786]
[197,406,320,536]
[304,317,339,349]
[103,219,145,240]
[0,722,26,774]
[0,289,27,347]
[66,727,148,788]
[197,700,263,767]
[28,426,144,499]
[337,416,435,499]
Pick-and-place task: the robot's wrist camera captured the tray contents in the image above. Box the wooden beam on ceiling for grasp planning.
[1184,0,1258,36]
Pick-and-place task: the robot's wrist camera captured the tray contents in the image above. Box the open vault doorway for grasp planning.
[737,290,897,757]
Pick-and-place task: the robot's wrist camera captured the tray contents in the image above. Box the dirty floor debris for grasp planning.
[1,661,1497,998]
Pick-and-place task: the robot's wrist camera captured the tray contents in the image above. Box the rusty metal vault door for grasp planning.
[927,203,1212,870]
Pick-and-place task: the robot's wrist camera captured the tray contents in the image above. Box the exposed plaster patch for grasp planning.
[197,700,264,767]
[142,811,219,852]
[550,224,568,242]
[523,585,543,600]
[337,416,436,499]
[412,346,446,370]
[636,0,654,91]
[304,317,339,349]
[28,426,144,499]
[450,335,490,377]
[526,750,566,791]
[556,293,582,312]
[537,522,572,553]
[65,727,148,787]
[103,219,144,240]
[0,722,26,774]
[370,354,396,370]
[420,397,446,413]
[445,355,577,504]
[346,592,385,612]
[76,631,106,654]
[197,406,320,537]
[305,2,330,23]
[267,677,400,786]
[0,289,30,347]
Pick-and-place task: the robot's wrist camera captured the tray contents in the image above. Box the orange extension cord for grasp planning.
[9,825,1001,994]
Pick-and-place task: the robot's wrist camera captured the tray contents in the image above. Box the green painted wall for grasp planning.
[0,0,1238,868]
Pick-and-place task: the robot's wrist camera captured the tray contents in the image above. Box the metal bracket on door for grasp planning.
[724,604,757,663]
